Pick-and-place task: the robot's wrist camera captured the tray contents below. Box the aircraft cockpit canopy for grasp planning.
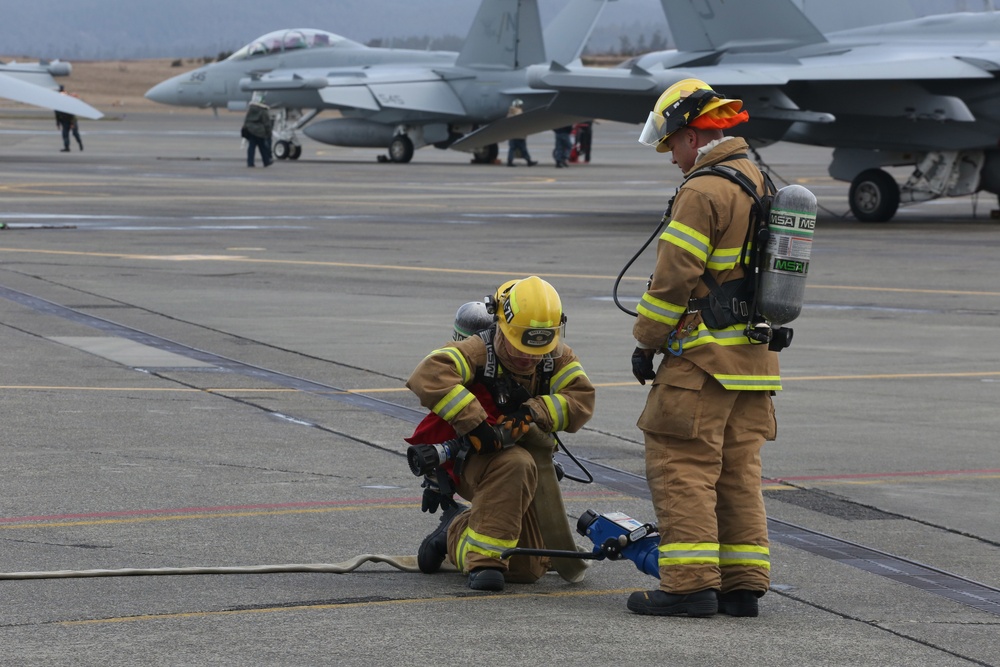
[226,29,364,61]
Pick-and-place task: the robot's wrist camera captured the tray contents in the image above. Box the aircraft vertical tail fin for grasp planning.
[456,0,545,69]
[543,0,609,64]
[662,0,826,53]
[797,0,914,32]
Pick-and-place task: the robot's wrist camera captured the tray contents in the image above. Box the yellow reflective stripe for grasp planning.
[662,221,710,263]
[637,293,685,327]
[658,542,720,566]
[705,244,745,271]
[720,544,771,569]
[456,526,518,570]
[427,346,473,384]
[432,385,476,421]
[540,394,569,431]
[550,361,585,394]
[714,374,782,391]
[665,324,753,352]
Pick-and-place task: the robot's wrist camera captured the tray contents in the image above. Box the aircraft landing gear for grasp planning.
[388,135,415,163]
[270,108,315,160]
[849,168,900,222]
[273,140,302,161]
[471,143,499,164]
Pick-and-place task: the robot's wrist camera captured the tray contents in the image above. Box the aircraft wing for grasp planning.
[0,72,103,119]
[243,66,472,117]
[527,47,1000,126]
[450,106,587,152]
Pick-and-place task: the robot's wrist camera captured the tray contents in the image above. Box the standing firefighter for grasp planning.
[628,78,779,618]
[406,276,595,592]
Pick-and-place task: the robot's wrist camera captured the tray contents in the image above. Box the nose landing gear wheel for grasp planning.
[273,140,290,160]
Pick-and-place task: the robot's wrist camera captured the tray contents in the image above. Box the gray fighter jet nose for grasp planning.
[144,78,181,105]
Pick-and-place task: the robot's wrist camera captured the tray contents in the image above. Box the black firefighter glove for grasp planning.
[467,420,504,454]
[420,471,457,514]
[631,346,657,385]
[498,406,534,442]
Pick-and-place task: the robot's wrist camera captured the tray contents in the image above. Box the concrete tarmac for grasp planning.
[1,111,999,666]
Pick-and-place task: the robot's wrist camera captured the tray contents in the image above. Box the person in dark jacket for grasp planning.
[55,86,83,152]
[242,93,273,167]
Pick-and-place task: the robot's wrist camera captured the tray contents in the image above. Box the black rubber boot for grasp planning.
[719,590,761,617]
[416,503,464,574]
[626,589,718,617]
[468,568,505,592]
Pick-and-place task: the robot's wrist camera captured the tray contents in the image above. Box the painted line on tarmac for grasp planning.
[2,248,1000,296]
[60,588,644,626]
[3,283,999,617]
[0,285,418,423]
[0,492,626,528]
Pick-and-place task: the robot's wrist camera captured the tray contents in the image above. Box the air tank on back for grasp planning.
[757,184,817,326]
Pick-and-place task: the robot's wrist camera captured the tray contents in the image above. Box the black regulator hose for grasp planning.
[612,209,669,318]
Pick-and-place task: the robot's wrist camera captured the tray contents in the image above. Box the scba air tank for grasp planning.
[757,184,817,326]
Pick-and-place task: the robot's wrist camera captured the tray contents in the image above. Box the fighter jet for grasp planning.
[465,0,1000,221]
[0,59,103,119]
[145,0,608,164]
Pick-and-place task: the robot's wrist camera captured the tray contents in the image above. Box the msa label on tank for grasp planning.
[769,209,816,233]
[770,257,809,274]
[767,206,815,270]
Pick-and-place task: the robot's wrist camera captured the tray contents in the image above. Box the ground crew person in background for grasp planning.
[407,276,595,592]
[55,86,83,152]
[505,99,537,167]
[628,78,779,618]
[242,92,273,168]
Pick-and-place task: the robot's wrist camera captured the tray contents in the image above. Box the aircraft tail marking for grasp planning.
[456,0,545,69]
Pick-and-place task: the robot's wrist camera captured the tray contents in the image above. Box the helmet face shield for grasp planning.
[501,321,566,359]
[638,111,669,148]
[495,326,564,375]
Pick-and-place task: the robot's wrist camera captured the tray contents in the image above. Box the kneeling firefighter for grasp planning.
[405,276,595,592]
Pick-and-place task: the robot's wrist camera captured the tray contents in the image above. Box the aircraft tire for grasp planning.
[849,168,900,222]
[273,140,290,160]
[471,143,499,164]
[389,135,414,163]
[290,144,302,160]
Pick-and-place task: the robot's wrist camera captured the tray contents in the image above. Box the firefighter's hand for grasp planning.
[631,347,657,385]
[420,475,456,513]
[467,420,503,454]
[498,406,533,442]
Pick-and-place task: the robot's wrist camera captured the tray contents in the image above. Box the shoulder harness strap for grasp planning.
[683,155,777,323]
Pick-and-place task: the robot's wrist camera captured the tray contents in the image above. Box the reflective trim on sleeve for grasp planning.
[720,544,771,570]
[637,293,685,327]
[714,374,782,391]
[432,385,476,422]
[662,220,710,263]
[427,346,473,384]
[705,244,747,271]
[657,542,720,567]
[540,394,569,432]
[550,361,586,394]
[455,526,518,572]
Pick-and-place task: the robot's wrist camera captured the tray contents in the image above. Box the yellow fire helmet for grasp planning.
[638,78,747,153]
[494,276,566,356]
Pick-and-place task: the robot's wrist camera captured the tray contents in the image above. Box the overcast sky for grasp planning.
[1,0,991,60]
